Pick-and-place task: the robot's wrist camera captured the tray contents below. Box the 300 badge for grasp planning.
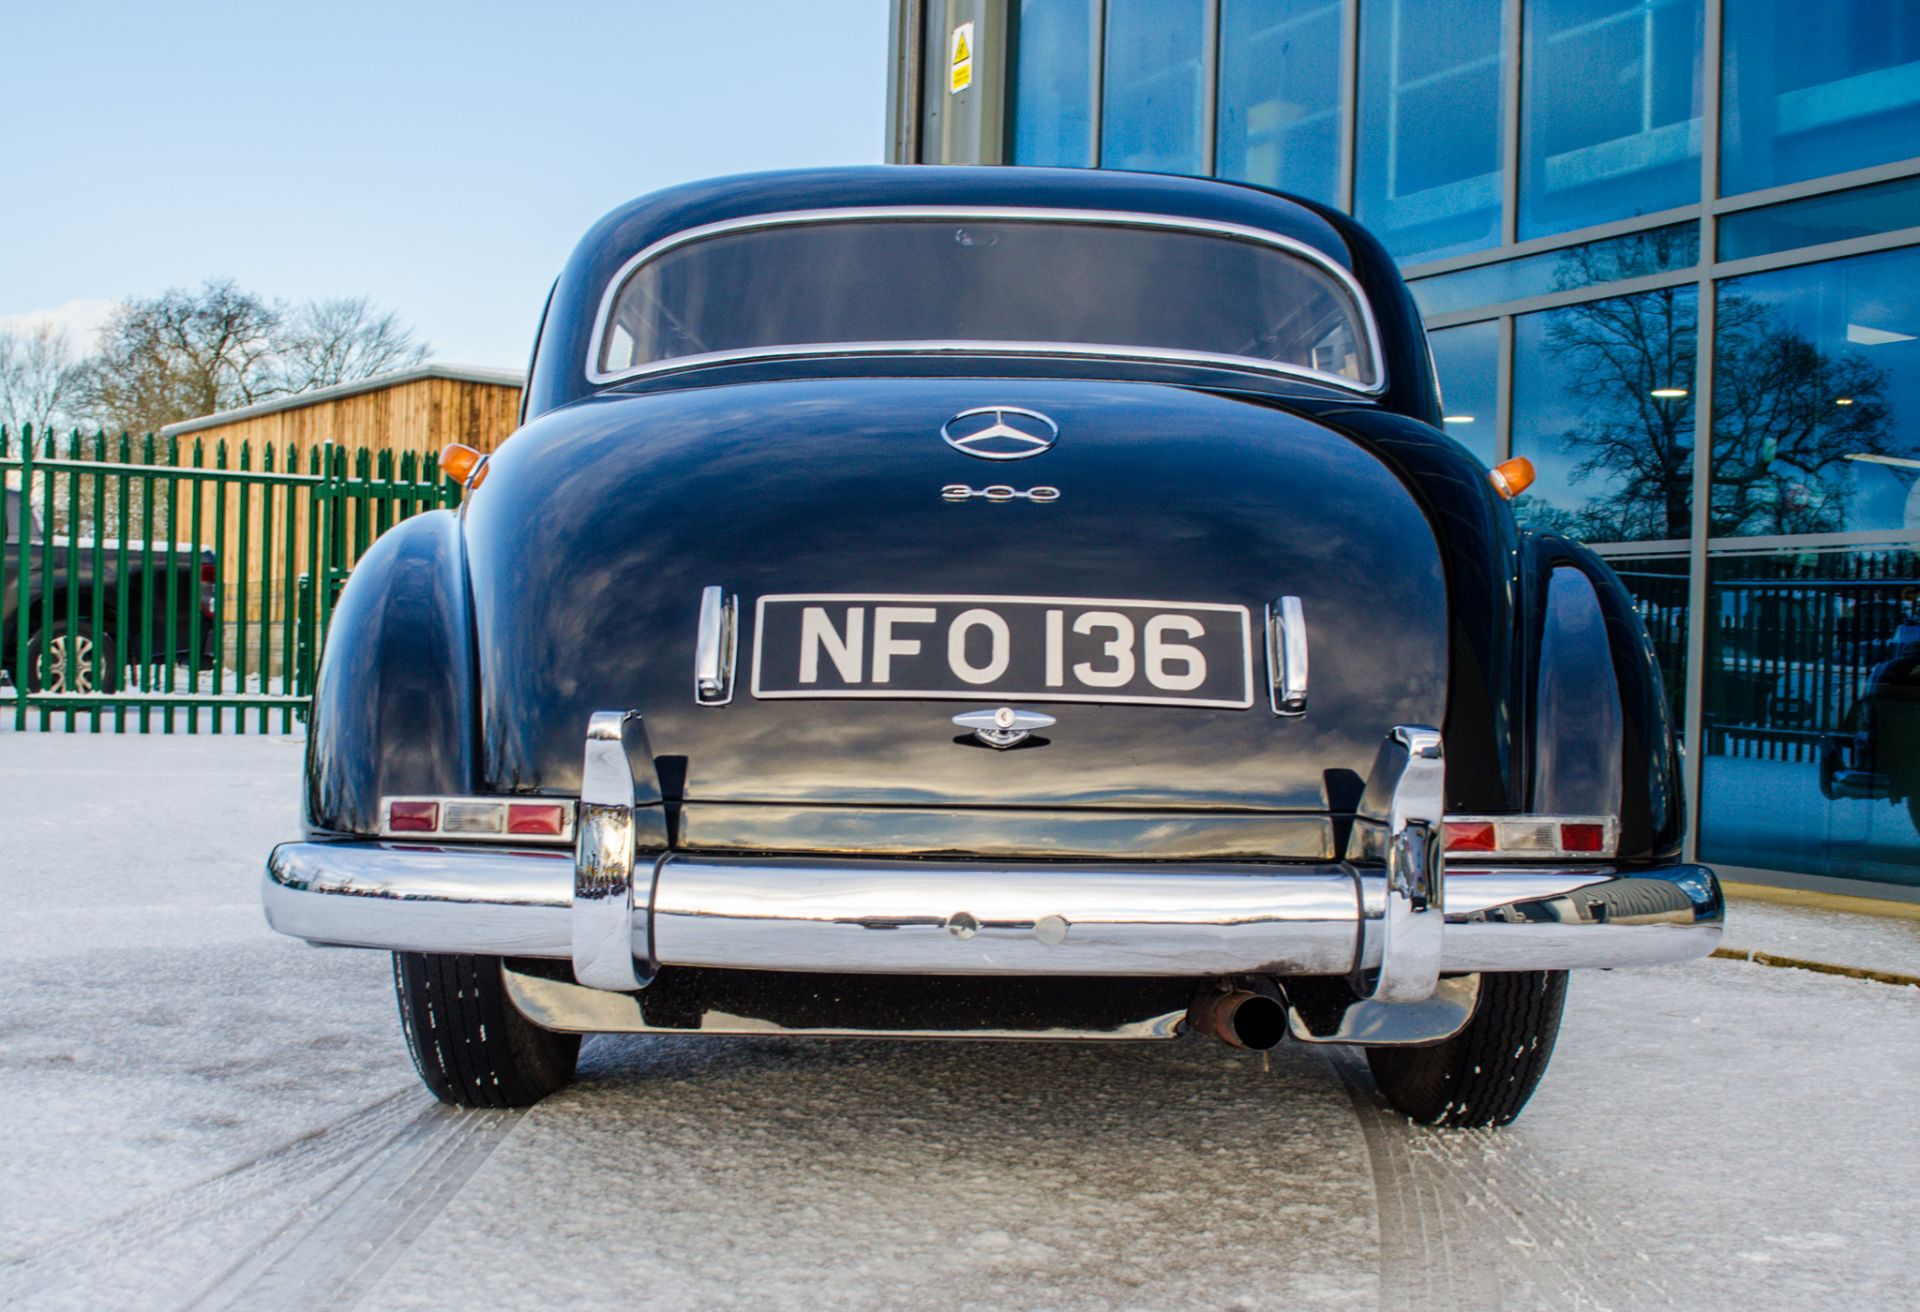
[749,594,1255,708]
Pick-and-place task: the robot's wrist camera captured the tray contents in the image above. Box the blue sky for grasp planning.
[2,1,890,368]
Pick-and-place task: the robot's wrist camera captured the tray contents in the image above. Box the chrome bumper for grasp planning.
[264,841,1722,979]
[264,717,1723,997]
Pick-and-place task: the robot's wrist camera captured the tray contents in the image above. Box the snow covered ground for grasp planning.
[2,730,1916,1311]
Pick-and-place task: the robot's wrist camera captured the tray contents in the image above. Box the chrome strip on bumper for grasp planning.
[262,718,1722,995]
[264,844,1722,978]
[573,711,653,991]
[1354,725,1446,1003]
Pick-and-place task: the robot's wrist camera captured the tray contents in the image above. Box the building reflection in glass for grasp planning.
[1605,551,1691,728]
[1427,320,1499,467]
[1013,0,1099,167]
[1720,0,1920,196]
[1216,0,1345,205]
[1519,0,1703,240]
[1699,548,1920,885]
[1356,0,1511,263]
[1712,247,1920,537]
[1100,0,1208,174]
[1510,240,1699,542]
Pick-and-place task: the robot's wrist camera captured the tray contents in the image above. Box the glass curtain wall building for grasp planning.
[889,0,1920,898]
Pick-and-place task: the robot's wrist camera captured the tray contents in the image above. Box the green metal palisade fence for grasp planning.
[1,425,460,733]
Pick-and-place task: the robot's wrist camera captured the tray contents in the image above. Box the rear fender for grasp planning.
[1521,532,1683,861]
[306,511,476,836]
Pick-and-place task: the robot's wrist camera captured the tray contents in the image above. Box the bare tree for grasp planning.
[1708,293,1894,536]
[1528,227,1893,541]
[1538,283,1699,541]
[278,296,429,392]
[79,278,286,437]
[0,322,85,437]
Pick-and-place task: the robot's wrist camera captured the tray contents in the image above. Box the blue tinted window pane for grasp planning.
[1101,0,1208,174]
[1712,246,1920,537]
[1603,550,1692,728]
[1356,0,1510,263]
[1699,548,1920,887]
[1722,0,1920,196]
[1717,176,1920,262]
[1409,223,1698,317]
[1013,0,1098,166]
[1215,0,1344,204]
[1512,285,1698,542]
[1519,0,1703,240]
[1427,321,1501,464]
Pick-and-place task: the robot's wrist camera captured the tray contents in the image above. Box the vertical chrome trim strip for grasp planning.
[694,585,738,706]
[1201,0,1221,177]
[572,711,650,992]
[1357,725,1446,1003]
[1499,0,1524,245]
[1267,595,1309,716]
[1337,0,1358,213]
[1682,0,1726,866]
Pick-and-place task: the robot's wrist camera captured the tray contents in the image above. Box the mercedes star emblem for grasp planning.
[940,406,1060,461]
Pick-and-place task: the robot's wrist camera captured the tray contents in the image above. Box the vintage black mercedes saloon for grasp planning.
[263,166,1723,1126]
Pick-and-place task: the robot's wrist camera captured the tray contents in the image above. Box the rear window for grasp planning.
[592,214,1380,391]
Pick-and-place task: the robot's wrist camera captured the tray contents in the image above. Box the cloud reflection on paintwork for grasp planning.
[459,377,1449,848]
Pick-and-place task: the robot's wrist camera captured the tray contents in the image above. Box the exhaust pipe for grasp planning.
[1188,987,1287,1051]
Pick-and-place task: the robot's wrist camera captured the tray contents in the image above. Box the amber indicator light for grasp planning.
[1488,456,1536,500]
[439,442,483,485]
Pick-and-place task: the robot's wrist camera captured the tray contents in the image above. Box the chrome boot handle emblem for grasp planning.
[1267,595,1309,716]
[695,585,738,705]
[954,706,1055,748]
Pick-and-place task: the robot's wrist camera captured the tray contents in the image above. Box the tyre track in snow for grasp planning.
[0,1089,513,1310]
[187,1103,520,1311]
[1325,1049,1671,1311]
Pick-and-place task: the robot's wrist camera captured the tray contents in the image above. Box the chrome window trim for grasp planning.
[584,206,1388,396]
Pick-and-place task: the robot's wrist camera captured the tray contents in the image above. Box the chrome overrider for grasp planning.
[262,716,1723,1032]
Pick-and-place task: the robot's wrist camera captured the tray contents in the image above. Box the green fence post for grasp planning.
[185,436,207,735]
[160,433,180,734]
[87,430,107,732]
[34,427,57,730]
[7,426,25,730]
[210,438,229,734]
[234,439,253,735]
[279,443,298,734]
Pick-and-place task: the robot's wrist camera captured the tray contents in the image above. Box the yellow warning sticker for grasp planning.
[949,21,973,94]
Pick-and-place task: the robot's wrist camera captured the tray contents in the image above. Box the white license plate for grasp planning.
[749,593,1255,708]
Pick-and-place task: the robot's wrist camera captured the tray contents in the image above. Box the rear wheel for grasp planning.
[25,619,122,693]
[393,953,580,1108]
[1365,970,1568,1128]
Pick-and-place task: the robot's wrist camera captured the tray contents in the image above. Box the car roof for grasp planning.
[523,166,1434,425]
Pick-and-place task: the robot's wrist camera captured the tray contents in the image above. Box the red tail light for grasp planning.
[1442,815,1618,861]
[380,796,575,844]
[199,557,217,619]
[1441,820,1497,853]
[387,801,439,833]
[1560,822,1608,853]
[507,802,568,837]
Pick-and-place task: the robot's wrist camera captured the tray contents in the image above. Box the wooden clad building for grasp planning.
[159,363,525,457]
[156,365,524,635]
